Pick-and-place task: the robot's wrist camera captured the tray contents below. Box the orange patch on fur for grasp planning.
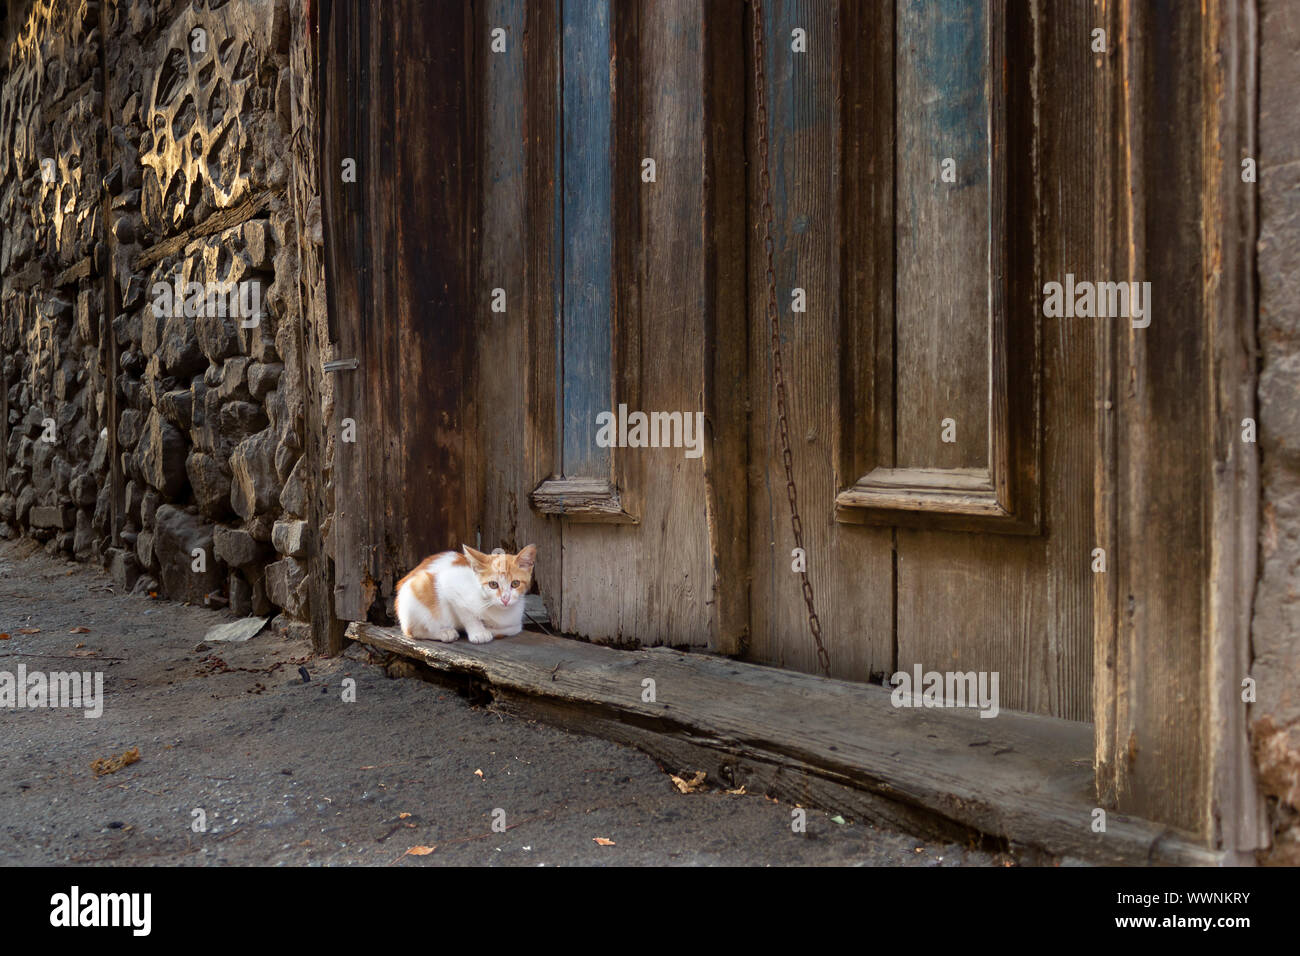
[396,553,444,619]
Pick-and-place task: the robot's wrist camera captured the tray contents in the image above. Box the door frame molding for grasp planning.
[834,0,1042,537]
[1094,0,1266,852]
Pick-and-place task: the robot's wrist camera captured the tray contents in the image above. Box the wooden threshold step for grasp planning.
[347,623,1218,866]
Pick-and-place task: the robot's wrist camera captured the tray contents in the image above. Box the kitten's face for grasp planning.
[462,544,536,608]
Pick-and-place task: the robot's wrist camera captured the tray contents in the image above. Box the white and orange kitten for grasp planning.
[395,544,537,644]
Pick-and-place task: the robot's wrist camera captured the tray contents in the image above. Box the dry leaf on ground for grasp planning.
[18,627,39,634]
[593,837,616,846]
[406,846,435,856]
[670,770,707,794]
[90,747,141,776]
[69,627,91,634]
[398,812,411,819]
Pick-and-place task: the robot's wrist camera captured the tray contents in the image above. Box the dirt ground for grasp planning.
[0,537,1005,866]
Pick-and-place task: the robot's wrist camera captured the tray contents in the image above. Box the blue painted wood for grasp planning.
[895,0,991,470]
[560,0,614,478]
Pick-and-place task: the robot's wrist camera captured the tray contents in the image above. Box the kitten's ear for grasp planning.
[515,544,537,570]
[462,544,491,570]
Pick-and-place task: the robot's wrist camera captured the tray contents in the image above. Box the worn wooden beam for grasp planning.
[294,0,344,655]
[134,192,273,271]
[701,0,749,656]
[52,256,93,288]
[1203,0,1267,855]
[530,477,636,523]
[320,0,476,622]
[1095,0,1213,837]
[349,621,1221,865]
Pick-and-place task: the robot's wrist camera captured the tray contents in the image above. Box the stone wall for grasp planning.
[1254,0,1300,866]
[0,0,317,632]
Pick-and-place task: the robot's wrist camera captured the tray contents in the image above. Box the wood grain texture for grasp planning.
[560,0,614,479]
[1202,0,1268,854]
[349,621,1220,865]
[556,0,712,648]
[321,0,476,622]
[896,0,1091,721]
[1095,0,1209,836]
[531,477,635,522]
[701,0,750,656]
[747,0,893,680]
[894,0,990,471]
[293,0,343,653]
[474,0,562,614]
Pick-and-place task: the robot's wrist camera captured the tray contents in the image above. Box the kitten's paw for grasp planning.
[466,628,494,644]
[433,627,460,643]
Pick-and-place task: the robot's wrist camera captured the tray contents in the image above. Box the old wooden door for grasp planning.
[475,0,1096,722]
[737,0,1095,721]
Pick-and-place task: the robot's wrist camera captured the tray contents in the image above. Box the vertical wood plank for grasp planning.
[1203,0,1268,854]
[561,0,614,479]
[747,0,893,680]
[293,0,345,653]
[894,0,990,471]
[702,0,750,654]
[321,0,476,621]
[319,0,370,621]
[895,0,1094,720]
[1095,0,1209,835]
[476,0,563,613]
[558,0,712,647]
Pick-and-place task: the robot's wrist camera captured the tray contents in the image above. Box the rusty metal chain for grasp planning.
[749,0,830,677]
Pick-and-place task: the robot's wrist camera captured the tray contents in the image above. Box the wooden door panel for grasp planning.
[746,0,894,681]
[836,0,1039,535]
[893,0,1096,720]
[529,0,713,646]
[894,0,991,472]
[474,0,563,615]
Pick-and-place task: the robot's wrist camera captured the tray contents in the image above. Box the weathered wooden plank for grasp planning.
[52,256,93,288]
[560,0,614,479]
[291,0,343,654]
[894,0,990,471]
[320,0,371,622]
[747,0,893,680]
[1095,0,1209,836]
[348,621,1220,865]
[894,0,1087,721]
[1202,0,1268,855]
[530,477,635,522]
[134,192,273,270]
[473,0,563,613]
[320,0,476,621]
[522,0,565,624]
[701,0,750,655]
[1029,0,1096,722]
[557,0,712,648]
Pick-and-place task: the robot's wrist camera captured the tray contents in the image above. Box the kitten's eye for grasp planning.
[487,581,499,589]
[511,580,522,589]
